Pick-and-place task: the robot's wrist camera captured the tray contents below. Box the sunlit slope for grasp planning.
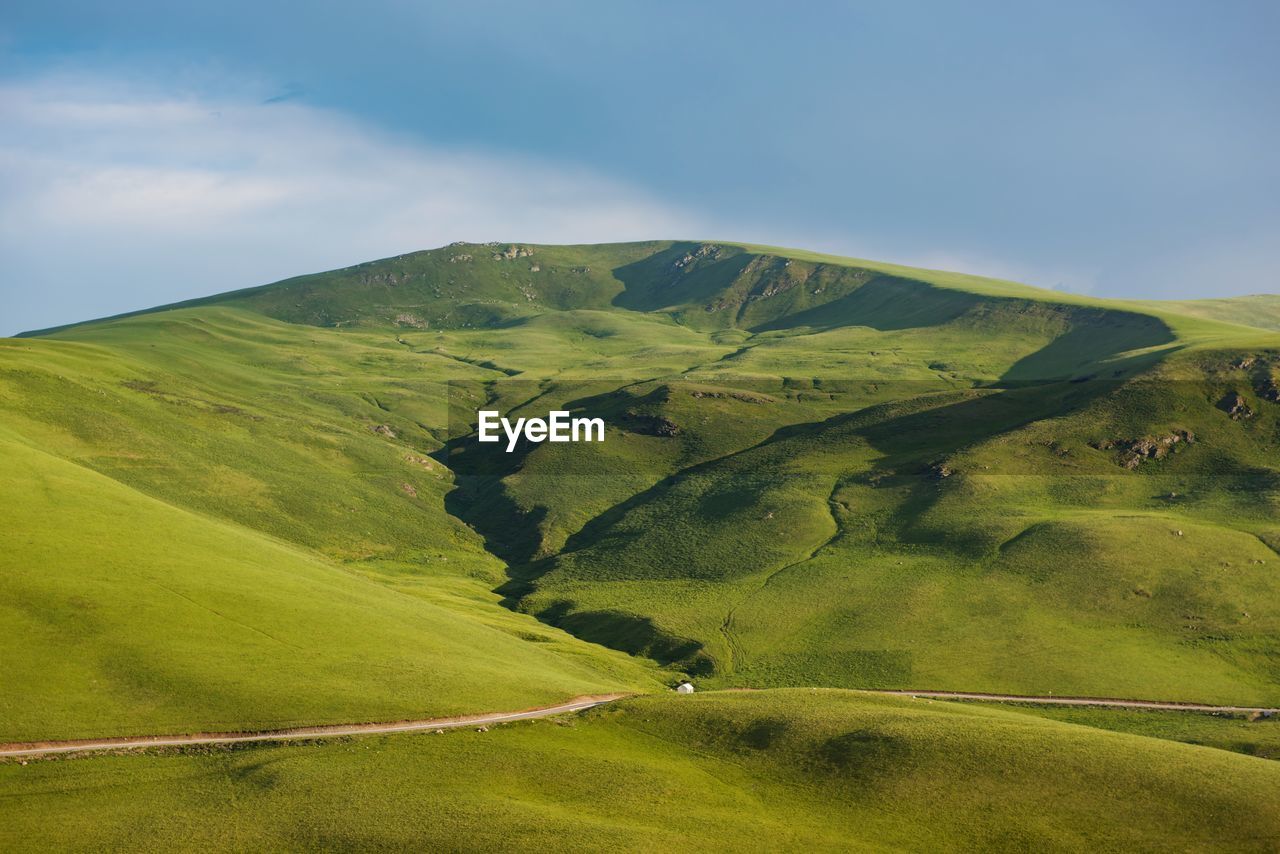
[2,690,1277,852]
[6,239,1279,722]
[1161,294,1280,332]
[524,344,1280,702]
[0,430,655,742]
[23,239,1255,352]
[0,316,666,741]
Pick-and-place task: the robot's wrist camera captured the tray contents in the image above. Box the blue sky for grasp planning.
[2,1,1277,334]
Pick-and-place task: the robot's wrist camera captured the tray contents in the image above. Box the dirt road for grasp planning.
[869,689,1280,714]
[0,694,628,759]
[6,688,1275,760]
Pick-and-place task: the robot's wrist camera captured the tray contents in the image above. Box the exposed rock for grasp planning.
[624,411,680,437]
[493,245,535,260]
[371,424,397,438]
[401,482,418,497]
[1233,356,1257,370]
[930,462,954,479]
[690,390,770,404]
[359,271,404,286]
[1090,430,1195,469]
[1218,391,1254,420]
[1258,380,1280,403]
[448,254,473,263]
[394,313,428,329]
[671,244,723,272]
[405,453,435,470]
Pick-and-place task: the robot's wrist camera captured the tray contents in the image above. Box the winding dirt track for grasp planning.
[4,689,1275,759]
[0,694,628,759]
[868,689,1280,714]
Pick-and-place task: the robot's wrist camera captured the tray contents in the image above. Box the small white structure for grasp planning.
[675,681,695,694]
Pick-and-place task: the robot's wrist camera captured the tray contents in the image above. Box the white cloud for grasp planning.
[0,74,707,333]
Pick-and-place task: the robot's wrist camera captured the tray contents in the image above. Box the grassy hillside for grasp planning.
[525,347,1280,702]
[5,239,1278,850]
[2,690,1277,852]
[0,314,667,741]
[1161,294,1280,332]
[4,241,1279,739]
[0,428,656,741]
[993,702,1280,761]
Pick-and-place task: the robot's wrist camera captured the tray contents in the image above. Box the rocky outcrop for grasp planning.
[671,244,724,272]
[689,389,771,404]
[394,313,428,328]
[1091,430,1195,469]
[624,411,680,437]
[358,271,406,286]
[1218,391,1254,420]
[493,245,535,260]
[405,453,435,470]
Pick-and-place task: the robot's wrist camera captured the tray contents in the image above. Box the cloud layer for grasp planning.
[0,75,706,334]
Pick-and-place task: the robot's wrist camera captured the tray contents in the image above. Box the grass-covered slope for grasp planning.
[996,702,1280,761]
[524,347,1280,702]
[4,239,1279,741]
[0,429,654,741]
[1162,294,1280,332]
[2,690,1277,852]
[0,313,666,741]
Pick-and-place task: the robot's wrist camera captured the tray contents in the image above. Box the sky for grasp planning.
[1,1,1277,335]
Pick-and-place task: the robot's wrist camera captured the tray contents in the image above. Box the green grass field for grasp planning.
[989,702,1280,760]
[2,690,1278,852]
[3,240,1278,848]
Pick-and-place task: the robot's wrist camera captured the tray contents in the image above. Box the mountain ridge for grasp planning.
[17,239,1272,342]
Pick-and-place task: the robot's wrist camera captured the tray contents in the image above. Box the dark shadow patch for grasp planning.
[813,728,913,781]
[736,717,791,751]
[750,276,980,333]
[532,601,713,675]
[1001,307,1175,382]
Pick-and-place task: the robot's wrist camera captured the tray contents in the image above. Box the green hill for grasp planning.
[1160,294,1280,332]
[3,690,1278,852]
[3,240,1279,848]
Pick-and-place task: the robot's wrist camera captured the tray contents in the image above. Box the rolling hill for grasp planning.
[3,240,1279,849]
[3,690,1278,852]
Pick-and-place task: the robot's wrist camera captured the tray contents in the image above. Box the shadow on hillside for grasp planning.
[610,244,983,334]
[533,600,715,676]
[1001,308,1175,382]
[435,380,665,567]
[610,241,755,313]
[749,276,980,333]
[549,340,1179,571]
[440,307,1188,673]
